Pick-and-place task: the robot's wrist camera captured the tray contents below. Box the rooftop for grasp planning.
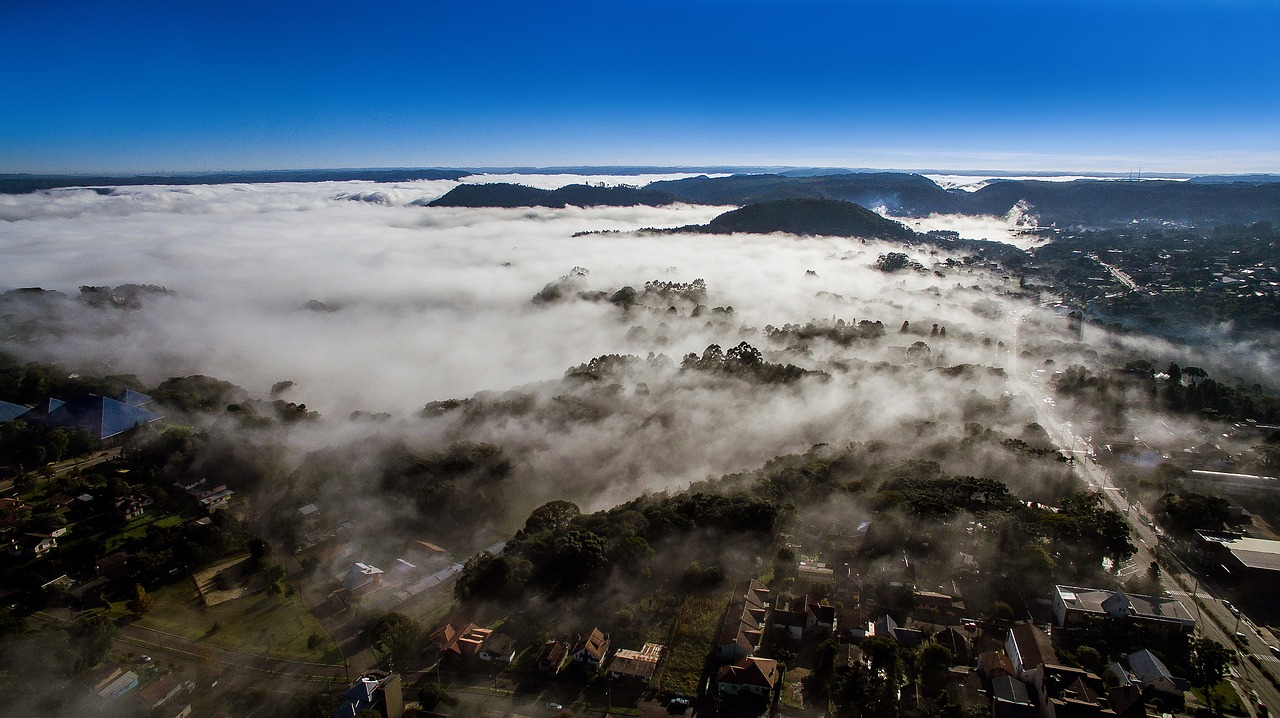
[1196,530,1280,572]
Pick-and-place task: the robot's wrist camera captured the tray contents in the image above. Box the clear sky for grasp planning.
[2,0,1277,174]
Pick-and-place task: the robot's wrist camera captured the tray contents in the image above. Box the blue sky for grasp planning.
[2,0,1277,174]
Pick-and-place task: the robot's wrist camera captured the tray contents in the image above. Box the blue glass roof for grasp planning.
[0,400,30,422]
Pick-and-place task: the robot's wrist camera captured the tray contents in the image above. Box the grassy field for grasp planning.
[1193,681,1247,716]
[657,594,724,696]
[105,511,191,551]
[132,578,342,664]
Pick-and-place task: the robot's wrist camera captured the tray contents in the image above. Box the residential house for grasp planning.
[537,639,570,674]
[771,594,836,640]
[977,651,1018,691]
[136,673,183,710]
[935,626,974,666]
[115,496,148,520]
[67,576,111,606]
[332,672,403,718]
[1126,649,1185,699]
[609,643,663,682]
[914,590,957,613]
[1037,665,1114,718]
[96,669,140,700]
[478,633,516,663]
[570,628,610,669]
[717,656,780,699]
[717,579,770,660]
[838,604,871,641]
[796,560,835,592]
[874,614,924,647]
[96,551,130,579]
[23,533,58,557]
[341,562,384,595]
[430,623,493,662]
[1006,622,1057,686]
[993,675,1038,718]
[1106,684,1148,718]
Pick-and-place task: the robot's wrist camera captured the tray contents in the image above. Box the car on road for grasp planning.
[1269,645,1280,658]
[1223,600,1240,616]
[1237,631,1248,642]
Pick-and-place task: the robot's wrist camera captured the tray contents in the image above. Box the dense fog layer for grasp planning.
[0,176,1060,522]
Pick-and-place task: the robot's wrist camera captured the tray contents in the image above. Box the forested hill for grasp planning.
[645,174,1280,227]
[693,198,918,241]
[427,182,681,208]
[963,179,1280,227]
[0,168,471,194]
[648,172,956,215]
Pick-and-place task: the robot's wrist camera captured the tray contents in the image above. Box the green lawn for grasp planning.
[1193,681,1247,716]
[105,511,190,550]
[132,579,342,664]
[657,594,724,696]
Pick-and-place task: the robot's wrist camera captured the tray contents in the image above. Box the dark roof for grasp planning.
[0,400,29,422]
[994,675,1033,705]
[32,394,162,439]
[1127,649,1174,685]
[1010,622,1058,669]
[116,389,153,407]
[18,398,64,420]
[717,656,780,689]
[1107,684,1147,718]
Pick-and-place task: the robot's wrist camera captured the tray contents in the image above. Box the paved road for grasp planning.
[1009,307,1280,715]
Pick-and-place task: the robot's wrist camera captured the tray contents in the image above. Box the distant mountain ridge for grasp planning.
[0,168,470,194]
[428,183,680,208]
[645,174,1280,227]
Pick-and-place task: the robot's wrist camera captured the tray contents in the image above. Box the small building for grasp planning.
[430,623,492,662]
[1038,664,1113,718]
[537,639,570,674]
[96,669,140,700]
[115,496,148,520]
[717,656,780,698]
[771,594,836,640]
[341,562,385,595]
[570,627,610,669]
[977,651,1017,691]
[1006,622,1057,685]
[934,626,973,666]
[1126,649,1185,698]
[478,633,516,663]
[874,614,924,647]
[137,672,183,710]
[992,675,1037,718]
[332,672,403,718]
[796,560,835,591]
[24,533,58,556]
[609,643,663,682]
[96,551,130,579]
